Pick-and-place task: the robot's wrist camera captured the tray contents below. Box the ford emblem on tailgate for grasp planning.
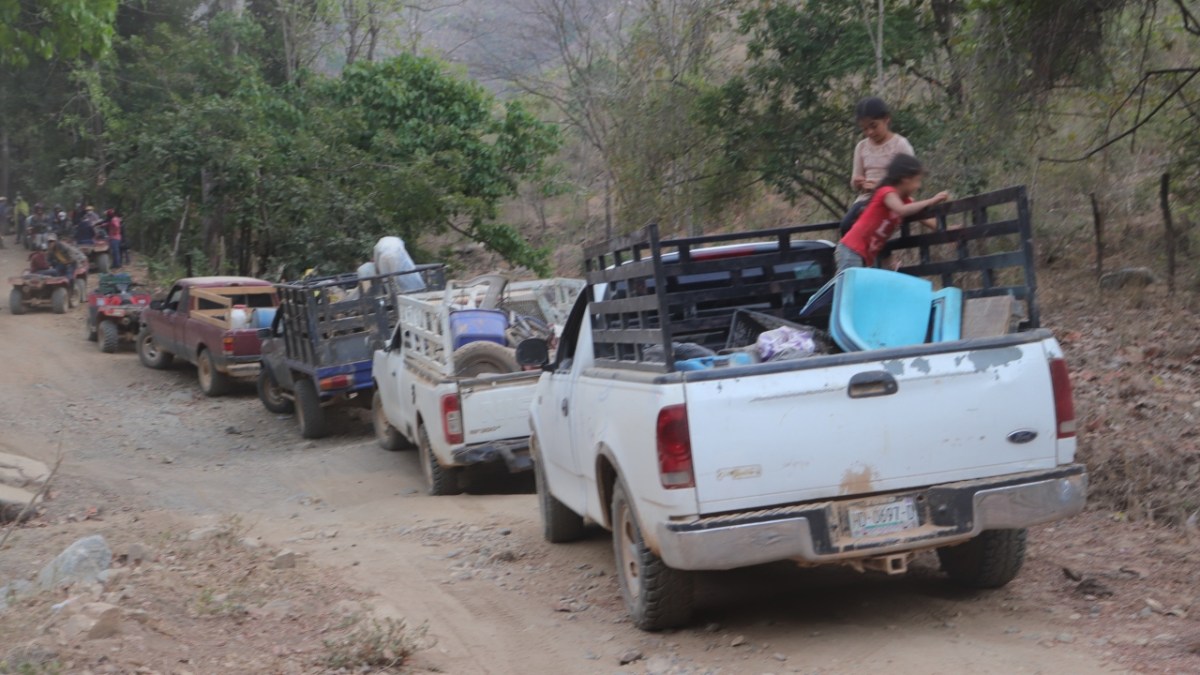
[1007,429,1038,444]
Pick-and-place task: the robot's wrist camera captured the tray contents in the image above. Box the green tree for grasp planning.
[0,0,118,66]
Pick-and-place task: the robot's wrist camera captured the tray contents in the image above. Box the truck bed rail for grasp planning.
[584,186,1039,373]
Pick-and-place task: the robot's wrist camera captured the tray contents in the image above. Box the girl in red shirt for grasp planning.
[837,154,949,272]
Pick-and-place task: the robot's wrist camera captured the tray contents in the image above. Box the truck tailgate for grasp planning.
[460,373,539,444]
[683,339,1060,514]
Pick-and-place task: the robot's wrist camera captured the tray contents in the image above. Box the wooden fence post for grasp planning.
[1160,173,1176,295]
[1090,192,1104,281]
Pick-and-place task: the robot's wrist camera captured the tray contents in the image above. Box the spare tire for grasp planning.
[453,341,520,377]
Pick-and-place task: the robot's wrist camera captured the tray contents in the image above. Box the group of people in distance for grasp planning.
[0,197,126,284]
[835,96,951,275]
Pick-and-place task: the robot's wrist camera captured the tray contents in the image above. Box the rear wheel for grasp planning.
[50,287,68,314]
[9,288,25,315]
[95,253,111,273]
[938,529,1028,589]
[196,349,232,396]
[534,436,584,543]
[452,341,519,377]
[418,423,461,495]
[294,378,327,439]
[137,328,173,369]
[611,480,694,630]
[373,391,409,451]
[257,368,294,415]
[98,320,120,353]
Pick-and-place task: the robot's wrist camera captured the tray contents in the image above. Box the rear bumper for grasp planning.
[221,358,262,377]
[451,438,532,473]
[655,465,1087,571]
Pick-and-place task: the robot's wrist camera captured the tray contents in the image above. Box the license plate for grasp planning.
[847,497,919,539]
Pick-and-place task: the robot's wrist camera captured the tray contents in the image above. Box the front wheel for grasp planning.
[137,328,174,369]
[9,288,25,315]
[611,480,694,630]
[373,391,409,451]
[257,368,295,414]
[50,287,68,314]
[937,528,1028,589]
[98,320,120,353]
[418,424,461,495]
[294,378,327,439]
[534,436,584,543]
[196,349,232,397]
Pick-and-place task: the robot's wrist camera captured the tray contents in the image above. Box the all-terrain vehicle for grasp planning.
[86,273,151,353]
[75,229,114,273]
[9,266,88,315]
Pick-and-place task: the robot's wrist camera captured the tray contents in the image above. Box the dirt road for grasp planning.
[1,244,1194,674]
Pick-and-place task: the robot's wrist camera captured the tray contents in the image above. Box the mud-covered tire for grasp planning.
[373,391,409,451]
[257,368,294,415]
[9,288,25,315]
[196,349,232,397]
[611,480,694,630]
[50,287,68,314]
[938,528,1028,589]
[418,423,461,495]
[534,436,584,543]
[99,320,120,353]
[452,341,520,377]
[95,253,111,273]
[294,378,327,439]
[137,328,174,369]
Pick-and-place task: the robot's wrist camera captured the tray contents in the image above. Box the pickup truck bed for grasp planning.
[527,186,1085,630]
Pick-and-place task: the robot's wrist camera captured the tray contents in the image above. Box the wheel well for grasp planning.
[595,453,618,530]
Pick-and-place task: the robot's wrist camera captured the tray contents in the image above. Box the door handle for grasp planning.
[561,399,569,416]
[847,371,899,399]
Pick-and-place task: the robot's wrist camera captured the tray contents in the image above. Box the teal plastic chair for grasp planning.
[930,287,963,342]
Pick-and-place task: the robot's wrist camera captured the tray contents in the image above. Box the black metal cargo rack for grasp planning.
[582,185,1039,373]
[274,264,446,369]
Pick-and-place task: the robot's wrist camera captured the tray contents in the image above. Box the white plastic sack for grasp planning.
[373,236,425,292]
[756,326,819,362]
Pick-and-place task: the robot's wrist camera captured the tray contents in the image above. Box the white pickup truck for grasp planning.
[518,187,1086,630]
[372,276,584,495]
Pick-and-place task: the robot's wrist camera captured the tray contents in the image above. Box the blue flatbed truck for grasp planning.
[257,264,446,438]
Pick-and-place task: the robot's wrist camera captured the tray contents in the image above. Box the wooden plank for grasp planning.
[962,296,1018,339]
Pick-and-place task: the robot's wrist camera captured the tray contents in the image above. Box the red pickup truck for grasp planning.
[136,276,279,396]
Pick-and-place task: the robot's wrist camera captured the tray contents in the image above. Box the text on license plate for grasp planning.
[847,498,919,538]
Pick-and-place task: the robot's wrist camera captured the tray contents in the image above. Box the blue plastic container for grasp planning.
[449,309,509,350]
[675,352,756,371]
[253,307,278,329]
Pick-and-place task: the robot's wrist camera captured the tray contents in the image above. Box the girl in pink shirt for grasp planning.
[839,97,916,236]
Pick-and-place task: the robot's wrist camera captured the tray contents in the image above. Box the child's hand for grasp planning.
[862,180,877,191]
[932,191,951,203]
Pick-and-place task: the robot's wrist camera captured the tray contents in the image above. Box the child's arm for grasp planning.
[850,144,866,191]
[883,191,950,218]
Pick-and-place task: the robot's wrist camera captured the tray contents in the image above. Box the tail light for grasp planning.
[1049,358,1076,439]
[656,404,694,489]
[441,394,464,444]
[319,374,354,391]
[222,336,234,354]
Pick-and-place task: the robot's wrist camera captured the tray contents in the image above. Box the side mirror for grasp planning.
[150,299,164,310]
[515,338,550,369]
[256,328,271,340]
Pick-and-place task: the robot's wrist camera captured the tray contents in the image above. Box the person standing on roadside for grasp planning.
[103,208,124,269]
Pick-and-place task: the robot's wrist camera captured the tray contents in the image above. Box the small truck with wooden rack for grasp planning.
[516,186,1087,630]
[137,276,279,396]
